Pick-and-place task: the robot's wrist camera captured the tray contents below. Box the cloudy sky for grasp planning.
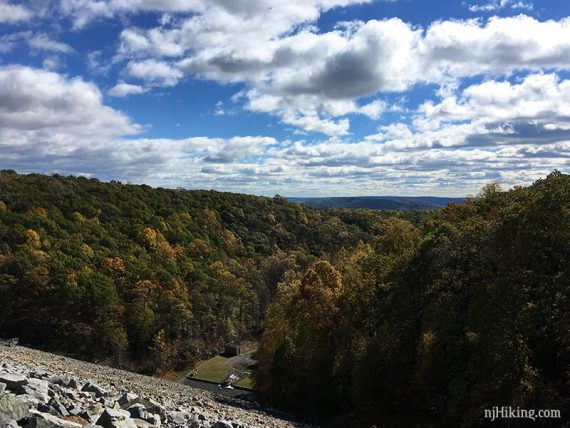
[0,0,569,196]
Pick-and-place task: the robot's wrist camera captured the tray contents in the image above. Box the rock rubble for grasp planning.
[0,344,301,428]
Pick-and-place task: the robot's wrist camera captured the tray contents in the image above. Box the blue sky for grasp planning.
[0,0,569,196]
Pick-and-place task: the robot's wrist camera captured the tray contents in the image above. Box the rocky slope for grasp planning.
[0,343,302,428]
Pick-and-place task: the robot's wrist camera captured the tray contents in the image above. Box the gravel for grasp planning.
[0,344,306,428]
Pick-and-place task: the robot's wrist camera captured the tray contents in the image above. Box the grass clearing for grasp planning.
[234,376,255,389]
[192,355,233,383]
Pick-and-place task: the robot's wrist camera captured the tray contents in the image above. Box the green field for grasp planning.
[188,349,256,390]
[192,355,233,383]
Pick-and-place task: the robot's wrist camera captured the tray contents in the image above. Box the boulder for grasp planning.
[48,376,75,389]
[18,379,50,404]
[0,374,28,391]
[126,405,147,421]
[117,393,138,407]
[0,394,29,422]
[47,398,68,417]
[0,419,18,428]
[95,408,137,428]
[28,370,49,380]
[82,383,106,398]
[212,422,233,428]
[144,413,160,427]
[25,410,82,428]
[168,411,187,425]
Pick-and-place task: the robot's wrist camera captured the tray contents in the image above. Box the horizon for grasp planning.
[2,168,471,198]
[0,0,569,196]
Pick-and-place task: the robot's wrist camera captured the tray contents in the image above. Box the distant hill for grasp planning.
[287,196,465,210]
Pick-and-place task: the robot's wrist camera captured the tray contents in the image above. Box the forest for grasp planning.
[0,169,568,426]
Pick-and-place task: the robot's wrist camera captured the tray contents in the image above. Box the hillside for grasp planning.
[288,196,464,211]
[0,170,406,372]
[1,170,568,426]
[0,342,300,427]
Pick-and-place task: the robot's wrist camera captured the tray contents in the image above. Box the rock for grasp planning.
[131,419,151,428]
[48,398,68,417]
[0,374,28,390]
[168,411,187,425]
[18,379,50,404]
[26,410,83,428]
[212,422,233,428]
[95,408,137,428]
[0,384,5,395]
[0,394,29,421]
[126,404,147,421]
[117,393,138,407]
[29,370,49,380]
[98,398,115,409]
[51,375,78,390]
[82,383,106,398]
[0,419,18,428]
[144,413,160,427]
[37,403,60,417]
[137,401,165,423]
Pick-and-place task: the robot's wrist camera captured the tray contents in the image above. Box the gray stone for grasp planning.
[37,403,60,417]
[48,398,68,417]
[168,411,187,425]
[19,379,50,404]
[29,370,50,380]
[135,401,165,423]
[48,376,78,390]
[0,394,29,421]
[0,419,18,428]
[117,393,138,407]
[0,374,28,390]
[26,410,82,428]
[98,398,115,409]
[0,384,5,395]
[82,383,106,398]
[212,422,233,428]
[144,413,160,427]
[95,408,137,428]
[126,405,147,421]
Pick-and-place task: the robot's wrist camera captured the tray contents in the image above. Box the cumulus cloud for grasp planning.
[28,33,73,53]
[60,0,373,29]
[114,12,570,135]
[0,65,282,189]
[108,82,148,97]
[127,59,183,86]
[0,65,141,170]
[0,1,32,23]
[468,0,533,12]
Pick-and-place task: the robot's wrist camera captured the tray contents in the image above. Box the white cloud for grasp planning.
[468,0,533,12]
[28,33,73,53]
[0,66,140,153]
[420,73,570,128]
[0,1,32,23]
[127,59,183,86]
[108,82,148,97]
[114,13,570,135]
[60,0,373,29]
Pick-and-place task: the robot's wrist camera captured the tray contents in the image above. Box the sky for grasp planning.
[0,0,569,196]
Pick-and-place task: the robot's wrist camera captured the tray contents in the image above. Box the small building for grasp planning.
[224,342,242,356]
